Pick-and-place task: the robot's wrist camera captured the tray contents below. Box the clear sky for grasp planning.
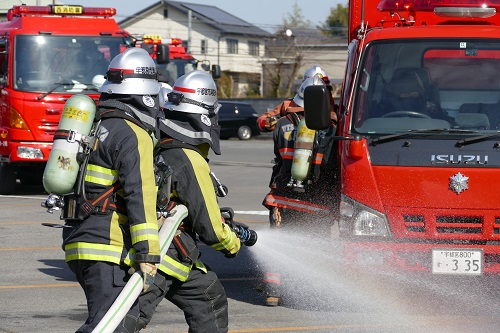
[73,1,344,33]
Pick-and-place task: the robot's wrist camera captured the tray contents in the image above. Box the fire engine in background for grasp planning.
[306,0,500,276]
[0,5,154,194]
[135,34,220,86]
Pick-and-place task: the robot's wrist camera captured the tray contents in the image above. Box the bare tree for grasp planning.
[263,2,309,97]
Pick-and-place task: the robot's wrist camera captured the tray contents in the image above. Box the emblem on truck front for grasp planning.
[449,172,469,194]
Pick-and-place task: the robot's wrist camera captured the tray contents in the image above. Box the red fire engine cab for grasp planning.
[306,0,500,275]
[136,34,220,86]
[0,5,138,194]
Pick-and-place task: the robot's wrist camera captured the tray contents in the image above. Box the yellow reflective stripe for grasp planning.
[123,249,135,267]
[85,164,119,185]
[130,223,160,244]
[194,260,207,273]
[127,120,160,255]
[183,149,240,254]
[158,256,191,281]
[64,242,123,264]
[210,223,236,251]
[110,212,126,248]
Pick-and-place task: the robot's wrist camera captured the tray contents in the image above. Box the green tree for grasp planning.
[319,3,349,37]
[281,2,311,30]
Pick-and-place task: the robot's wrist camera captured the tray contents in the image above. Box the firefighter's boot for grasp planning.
[269,206,282,228]
[263,272,281,307]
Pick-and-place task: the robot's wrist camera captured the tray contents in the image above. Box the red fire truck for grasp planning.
[136,34,220,85]
[306,0,500,275]
[0,5,144,194]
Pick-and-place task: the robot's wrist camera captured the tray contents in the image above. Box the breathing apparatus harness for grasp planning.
[284,111,336,190]
[42,108,155,222]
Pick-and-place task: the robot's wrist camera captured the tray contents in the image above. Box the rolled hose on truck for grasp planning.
[91,204,188,333]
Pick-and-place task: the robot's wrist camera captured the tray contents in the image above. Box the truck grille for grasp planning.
[39,122,59,136]
[404,215,483,234]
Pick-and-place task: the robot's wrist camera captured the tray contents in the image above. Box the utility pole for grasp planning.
[187,10,192,54]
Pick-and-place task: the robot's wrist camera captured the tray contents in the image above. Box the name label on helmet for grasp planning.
[197,88,216,96]
[135,66,157,75]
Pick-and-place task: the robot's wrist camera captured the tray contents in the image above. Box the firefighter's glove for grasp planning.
[225,252,237,259]
[139,262,157,292]
[265,116,277,131]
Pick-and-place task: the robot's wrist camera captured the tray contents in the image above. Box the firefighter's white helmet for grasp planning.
[293,74,326,108]
[99,48,161,95]
[162,70,220,115]
[158,83,173,107]
[302,64,330,84]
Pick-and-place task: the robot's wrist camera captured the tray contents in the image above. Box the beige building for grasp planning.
[2,1,347,97]
[119,1,348,97]
[119,1,271,97]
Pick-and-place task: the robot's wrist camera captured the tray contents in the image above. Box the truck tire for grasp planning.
[18,170,43,186]
[0,164,17,194]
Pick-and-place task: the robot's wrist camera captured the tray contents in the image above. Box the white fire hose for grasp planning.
[91,204,188,333]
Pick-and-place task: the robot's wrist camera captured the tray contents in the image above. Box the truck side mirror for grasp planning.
[156,44,170,65]
[211,64,221,79]
[304,85,331,130]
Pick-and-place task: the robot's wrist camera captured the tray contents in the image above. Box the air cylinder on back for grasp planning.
[43,94,97,195]
[290,116,316,187]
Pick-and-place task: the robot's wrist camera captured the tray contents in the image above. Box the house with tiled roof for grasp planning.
[119,0,272,97]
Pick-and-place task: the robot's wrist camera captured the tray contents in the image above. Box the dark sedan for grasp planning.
[218,101,261,140]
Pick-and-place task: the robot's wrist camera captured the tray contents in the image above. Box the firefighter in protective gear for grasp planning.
[256,65,335,132]
[62,47,162,333]
[261,74,339,307]
[136,70,241,333]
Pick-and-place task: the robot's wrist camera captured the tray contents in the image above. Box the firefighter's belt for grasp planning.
[85,182,126,215]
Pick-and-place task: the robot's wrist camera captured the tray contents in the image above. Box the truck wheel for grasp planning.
[18,170,43,186]
[238,126,252,140]
[0,165,17,195]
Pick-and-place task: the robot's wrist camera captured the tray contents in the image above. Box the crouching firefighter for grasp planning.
[135,70,257,333]
[42,48,163,333]
[261,74,339,306]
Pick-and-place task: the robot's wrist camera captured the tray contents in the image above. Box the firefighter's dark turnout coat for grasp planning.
[63,115,161,266]
[155,140,240,281]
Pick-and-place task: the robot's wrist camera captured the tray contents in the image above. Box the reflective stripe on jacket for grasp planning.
[154,143,241,280]
[263,193,330,214]
[63,117,160,266]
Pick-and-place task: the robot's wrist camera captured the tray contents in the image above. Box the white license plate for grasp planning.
[432,249,483,275]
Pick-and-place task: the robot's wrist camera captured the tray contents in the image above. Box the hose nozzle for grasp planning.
[233,224,258,247]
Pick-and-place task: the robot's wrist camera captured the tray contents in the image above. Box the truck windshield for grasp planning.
[156,59,197,86]
[14,35,126,93]
[352,39,500,137]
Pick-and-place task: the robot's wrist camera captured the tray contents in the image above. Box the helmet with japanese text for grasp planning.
[162,70,220,114]
[160,70,222,154]
[99,48,161,95]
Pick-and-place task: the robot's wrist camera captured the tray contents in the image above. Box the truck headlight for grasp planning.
[17,146,43,159]
[339,195,391,237]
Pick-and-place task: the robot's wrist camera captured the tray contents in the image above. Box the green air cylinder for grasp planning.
[43,94,97,195]
[291,116,316,183]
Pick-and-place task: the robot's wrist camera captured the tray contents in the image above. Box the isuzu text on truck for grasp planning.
[306,0,500,275]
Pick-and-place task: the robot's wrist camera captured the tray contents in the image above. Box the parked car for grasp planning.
[218,101,260,140]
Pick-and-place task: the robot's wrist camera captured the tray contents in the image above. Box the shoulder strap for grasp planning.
[157,138,203,156]
[285,112,301,127]
[96,108,149,132]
